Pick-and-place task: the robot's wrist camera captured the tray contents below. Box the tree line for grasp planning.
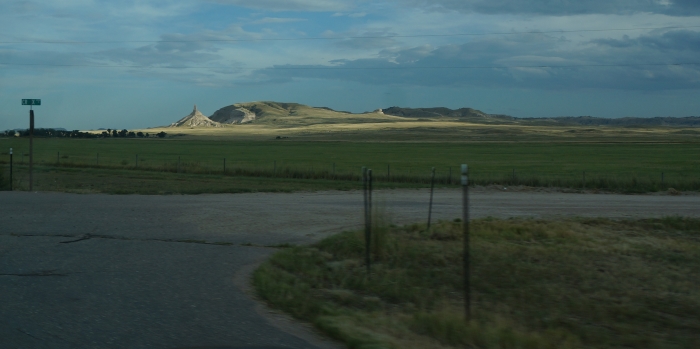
[1,129,167,138]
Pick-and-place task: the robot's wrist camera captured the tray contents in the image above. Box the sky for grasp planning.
[1,0,699,130]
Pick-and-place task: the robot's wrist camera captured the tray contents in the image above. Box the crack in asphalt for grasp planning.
[59,234,93,244]
[16,328,40,339]
[3,233,281,248]
[0,269,67,277]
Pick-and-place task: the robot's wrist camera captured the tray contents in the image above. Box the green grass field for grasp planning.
[253,217,700,349]
[1,137,699,193]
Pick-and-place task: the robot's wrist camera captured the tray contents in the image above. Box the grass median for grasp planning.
[253,217,700,349]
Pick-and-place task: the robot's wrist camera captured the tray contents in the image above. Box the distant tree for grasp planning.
[127,131,136,138]
[136,132,144,137]
[145,133,150,138]
[112,130,118,137]
[101,131,109,138]
[107,128,112,134]
[157,131,167,138]
[119,129,128,137]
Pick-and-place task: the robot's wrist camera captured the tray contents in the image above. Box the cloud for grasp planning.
[335,36,398,49]
[105,25,265,54]
[348,12,367,17]
[93,27,263,69]
[99,45,220,67]
[396,0,700,16]
[0,48,90,70]
[331,29,401,50]
[209,0,349,12]
[9,0,40,13]
[331,11,367,17]
[251,17,307,24]
[315,28,402,50]
[250,30,700,90]
[593,30,700,52]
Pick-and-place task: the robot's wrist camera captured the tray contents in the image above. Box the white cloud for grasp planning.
[330,11,367,18]
[249,28,700,90]
[209,0,350,12]
[251,17,307,24]
[394,0,700,16]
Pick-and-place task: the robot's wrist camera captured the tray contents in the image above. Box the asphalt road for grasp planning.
[1,189,698,348]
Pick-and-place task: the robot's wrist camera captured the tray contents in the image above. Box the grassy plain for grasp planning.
[254,217,700,349]
[1,136,699,193]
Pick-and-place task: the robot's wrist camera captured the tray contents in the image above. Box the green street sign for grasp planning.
[22,99,41,106]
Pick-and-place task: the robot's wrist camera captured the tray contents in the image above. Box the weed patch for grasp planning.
[254,218,700,349]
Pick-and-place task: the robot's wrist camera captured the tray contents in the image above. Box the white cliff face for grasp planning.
[209,105,257,124]
[171,105,222,128]
[238,108,256,123]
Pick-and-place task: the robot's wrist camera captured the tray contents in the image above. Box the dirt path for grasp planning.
[0,189,697,348]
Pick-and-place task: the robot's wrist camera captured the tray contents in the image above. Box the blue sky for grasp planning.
[1,0,699,129]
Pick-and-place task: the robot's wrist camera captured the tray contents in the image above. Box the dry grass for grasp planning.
[254,217,700,349]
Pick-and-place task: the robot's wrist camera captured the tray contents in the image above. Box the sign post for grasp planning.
[22,99,40,191]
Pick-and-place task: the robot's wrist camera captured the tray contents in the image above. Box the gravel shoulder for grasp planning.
[0,188,700,246]
[2,188,697,244]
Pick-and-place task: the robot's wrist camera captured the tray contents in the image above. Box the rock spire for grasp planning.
[170,104,222,128]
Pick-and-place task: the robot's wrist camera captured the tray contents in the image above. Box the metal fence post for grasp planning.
[9,148,13,191]
[362,167,370,275]
[427,167,436,229]
[368,169,373,274]
[462,164,470,321]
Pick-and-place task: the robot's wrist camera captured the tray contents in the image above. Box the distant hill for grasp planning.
[521,115,700,127]
[166,102,700,129]
[380,106,516,124]
[207,101,405,126]
[381,107,700,127]
[382,106,491,119]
